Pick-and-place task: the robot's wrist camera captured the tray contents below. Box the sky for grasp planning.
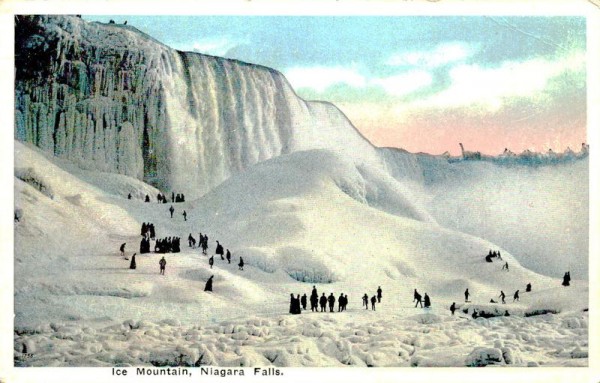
[84,15,586,155]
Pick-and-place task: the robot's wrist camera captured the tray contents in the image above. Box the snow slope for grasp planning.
[379,147,588,279]
[14,142,588,366]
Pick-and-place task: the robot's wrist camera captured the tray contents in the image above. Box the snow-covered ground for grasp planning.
[13,141,588,367]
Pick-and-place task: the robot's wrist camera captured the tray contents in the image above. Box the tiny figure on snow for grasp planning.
[310,286,318,311]
[209,256,214,269]
[504,310,510,317]
[377,286,382,303]
[362,293,369,310]
[216,241,224,260]
[424,293,431,308]
[414,289,423,308]
[120,243,126,257]
[301,293,307,310]
[289,294,301,315]
[145,194,150,203]
[328,293,336,312]
[182,210,187,221]
[526,283,532,292]
[226,249,231,264]
[502,262,509,271]
[499,291,506,304]
[370,295,377,311]
[464,288,470,302]
[319,293,327,312]
[562,271,571,286]
[497,251,502,260]
[513,290,520,302]
[159,256,166,275]
[490,299,497,303]
[169,205,175,218]
[204,275,214,292]
[238,257,244,270]
[129,253,137,269]
[127,193,132,200]
[338,293,344,312]
[450,302,456,315]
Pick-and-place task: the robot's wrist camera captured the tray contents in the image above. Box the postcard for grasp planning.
[2,1,599,382]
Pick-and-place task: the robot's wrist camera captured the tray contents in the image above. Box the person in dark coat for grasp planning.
[157,193,162,203]
[497,251,502,260]
[504,310,510,317]
[362,294,369,309]
[328,293,336,312]
[319,293,327,312]
[238,257,244,270]
[338,293,345,311]
[526,283,532,292]
[562,271,571,286]
[295,294,302,314]
[171,192,175,202]
[188,234,194,248]
[450,302,456,315]
[499,291,506,304]
[204,275,214,292]
[182,210,187,221]
[370,295,376,311]
[424,293,431,308]
[502,262,509,271]
[226,249,231,264]
[414,289,423,308]
[310,293,318,312]
[464,288,470,302]
[127,193,132,199]
[289,294,297,314]
[141,222,147,236]
[202,239,208,255]
[209,256,214,269]
[343,294,348,311]
[120,243,126,257]
[513,290,520,302]
[159,256,166,275]
[169,205,175,218]
[377,286,382,303]
[216,241,224,260]
[129,253,137,269]
[485,253,493,263]
[301,294,307,310]
[145,194,150,203]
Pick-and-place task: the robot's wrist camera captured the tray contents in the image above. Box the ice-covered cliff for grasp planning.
[15,15,379,196]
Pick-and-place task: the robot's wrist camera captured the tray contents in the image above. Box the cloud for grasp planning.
[284,66,367,93]
[371,71,433,97]
[191,37,248,56]
[285,66,433,98]
[386,42,474,69]
[413,51,585,113]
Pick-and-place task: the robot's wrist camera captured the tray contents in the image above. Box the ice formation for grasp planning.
[15,15,379,197]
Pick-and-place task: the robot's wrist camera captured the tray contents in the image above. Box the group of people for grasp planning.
[127,191,186,204]
[292,286,350,314]
[290,286,386,314]
[208,241,244,270]
[484,249,503,263]
[413,289,431,308]
[141,222,156,239]
[154,236,181,253]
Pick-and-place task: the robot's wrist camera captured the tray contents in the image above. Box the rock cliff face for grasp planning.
[15,15,379,196]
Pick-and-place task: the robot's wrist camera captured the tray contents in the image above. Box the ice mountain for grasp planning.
[15,15,379,197]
